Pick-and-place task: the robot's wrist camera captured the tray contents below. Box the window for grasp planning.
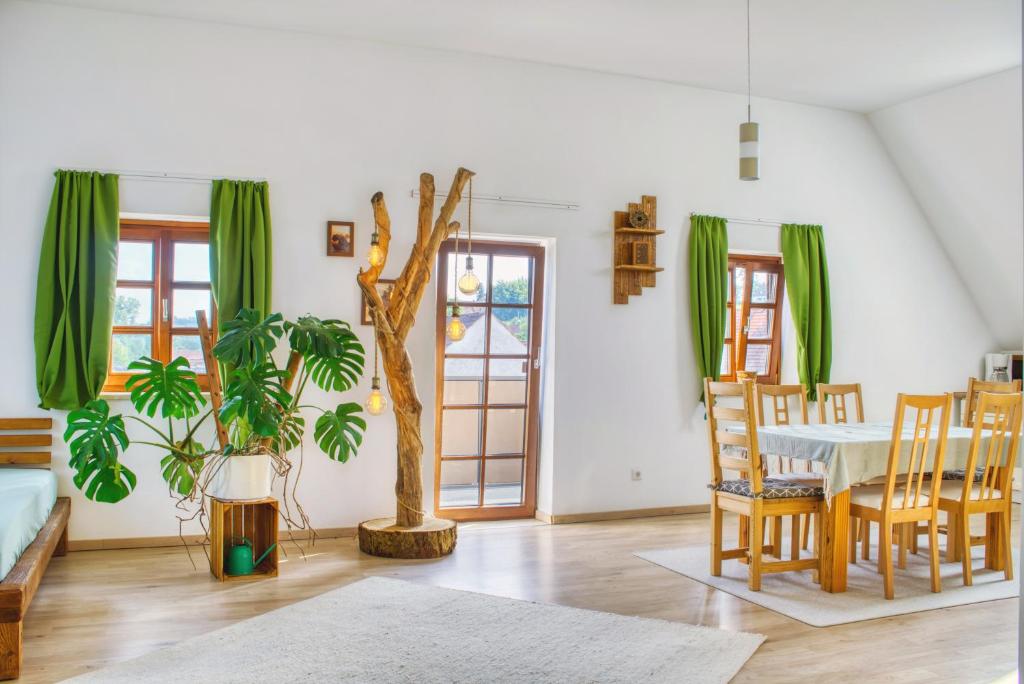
[721,254,784,384]
[105,219,214,392]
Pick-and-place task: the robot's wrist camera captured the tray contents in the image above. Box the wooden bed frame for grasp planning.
[0,418,70,681]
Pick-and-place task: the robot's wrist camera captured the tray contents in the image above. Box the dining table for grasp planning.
[735,421,1003,593]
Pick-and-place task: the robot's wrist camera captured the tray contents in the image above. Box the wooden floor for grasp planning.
[19,511,1019,683]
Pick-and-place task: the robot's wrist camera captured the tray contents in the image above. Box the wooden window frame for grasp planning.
[433,240,546,522]
[104,219,214,393]
[721,254,785,384]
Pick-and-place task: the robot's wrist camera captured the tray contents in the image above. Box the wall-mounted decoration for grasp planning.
[632,242,652,266]
[613,195,664,304]
[361,278,395,325]
[629,208,650,229]
[327,220,355,257]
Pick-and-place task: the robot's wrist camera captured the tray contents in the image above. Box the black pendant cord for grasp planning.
[451,223,461,313]
[372,329,379,381]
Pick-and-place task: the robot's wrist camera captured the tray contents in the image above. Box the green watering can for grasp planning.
[225,537,276,576]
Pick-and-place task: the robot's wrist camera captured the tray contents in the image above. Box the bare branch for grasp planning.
[417,173,434,243]
[393,168,474,339]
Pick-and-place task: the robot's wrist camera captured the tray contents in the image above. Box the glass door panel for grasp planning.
[435,242,544,520]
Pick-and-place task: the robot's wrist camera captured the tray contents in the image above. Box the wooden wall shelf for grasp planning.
[613,195,662,304]
[615,265,665,273]
[615,228,666,236]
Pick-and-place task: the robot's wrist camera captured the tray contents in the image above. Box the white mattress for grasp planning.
[0,469,57,581]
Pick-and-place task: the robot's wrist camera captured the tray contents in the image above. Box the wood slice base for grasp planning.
[357,517,457,559]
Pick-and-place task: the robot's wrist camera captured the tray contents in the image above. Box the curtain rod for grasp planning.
[724,216,783,228]
[61,167,267,184]
[691,212,820,229]
[411,189,579,211]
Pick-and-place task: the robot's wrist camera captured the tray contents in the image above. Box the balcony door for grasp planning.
[434,240,545,520]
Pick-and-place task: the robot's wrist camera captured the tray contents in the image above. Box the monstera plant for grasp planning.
[63,308,367,506]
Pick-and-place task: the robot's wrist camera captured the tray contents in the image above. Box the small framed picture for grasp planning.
[327,221,355,257]
[632,242,652,266]
[361,279,396,325]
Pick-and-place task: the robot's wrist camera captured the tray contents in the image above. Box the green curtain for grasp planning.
[209,180,273,327]
[689,215,729,395]
[34,170,120,409]
[781,224,832,401]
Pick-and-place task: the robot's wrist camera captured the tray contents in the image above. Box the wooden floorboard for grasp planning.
[18,512,1019,683]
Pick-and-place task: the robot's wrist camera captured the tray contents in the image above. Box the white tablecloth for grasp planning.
[730,422,998,499]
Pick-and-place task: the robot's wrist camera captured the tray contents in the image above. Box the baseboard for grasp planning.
[67,526,358,552]
[536,504,709,525]
[67,506,710,549]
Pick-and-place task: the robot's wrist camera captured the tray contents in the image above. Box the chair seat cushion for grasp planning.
[850,484,930,509]
[772,471,825,486]
[938,480,1006,502]
[714,478,823,499]
[941,467,984,483]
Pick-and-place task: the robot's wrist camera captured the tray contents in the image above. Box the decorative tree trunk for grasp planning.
[355,167,473,558]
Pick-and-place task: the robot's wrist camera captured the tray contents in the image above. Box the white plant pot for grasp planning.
[208,452,272,501]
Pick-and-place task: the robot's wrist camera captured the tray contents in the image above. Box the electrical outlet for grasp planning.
[630,468,642,481]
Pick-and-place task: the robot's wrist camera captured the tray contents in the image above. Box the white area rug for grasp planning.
[635,544,1019,627]
[65,577,765,683]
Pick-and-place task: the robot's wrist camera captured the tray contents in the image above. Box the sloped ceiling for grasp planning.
[31,0,1022,112]
[870,68,1023,349]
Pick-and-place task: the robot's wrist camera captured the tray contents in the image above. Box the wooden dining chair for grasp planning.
[963,377,1022,429]
[756,383,817,552]
[937,378,1022,561]
[816,382,865,424]
[848,393,952,599]
[938,391,1021,586]
[817,382,869,548]
[707,378,824,591]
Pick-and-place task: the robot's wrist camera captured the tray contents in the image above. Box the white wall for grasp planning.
[0,0,997,539]
[869,67,1024,349]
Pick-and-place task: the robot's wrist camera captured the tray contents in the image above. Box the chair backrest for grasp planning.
[816,383,864,424]
[0,418,53,468]
[882,394,951,512]
[960,391,1022,501]
[756,383,808,426]
[964,377,1022,428]
[704,378,764,492]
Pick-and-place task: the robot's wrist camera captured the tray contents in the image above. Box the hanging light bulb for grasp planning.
[447,304,467,341]
[456,177,481,295]
[365,376,387,415]
[739,0,760,181]
[457,255,481,295]
[367,230,385,267]
[365,332,388,415]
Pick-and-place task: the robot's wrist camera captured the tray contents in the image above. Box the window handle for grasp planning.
[162,298,169,322]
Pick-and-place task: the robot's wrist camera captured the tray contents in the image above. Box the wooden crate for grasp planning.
[208,497,279,582]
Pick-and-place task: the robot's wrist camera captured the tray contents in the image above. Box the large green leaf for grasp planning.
[159,437,205,497]
[65,399,129,471]
[64,400,135,503]
[213,309,284,367]
[73,459,137,503]
[220,362,292,438]
[160,454,199,497]
[285,315,344,356]
[314,403,366,462]
[124,356,206,419]
[287,316,365,392]
[270,413,305,454]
